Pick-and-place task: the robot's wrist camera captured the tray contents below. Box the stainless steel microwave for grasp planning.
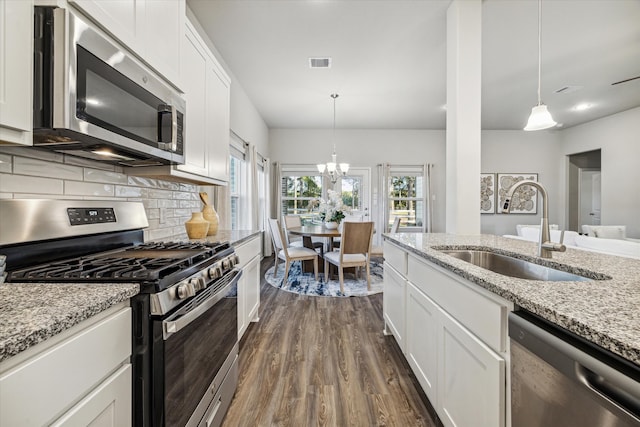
[33,6,185,166]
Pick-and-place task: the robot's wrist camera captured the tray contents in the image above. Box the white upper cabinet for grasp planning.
[0,0,33,146]
[178,20,230,183]
[69,0,184,89]
[133,18,230,184]
[205,55,231,183]
[179,23,210,177]
[143,0,185,88]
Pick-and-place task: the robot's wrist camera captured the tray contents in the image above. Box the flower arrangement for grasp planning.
[316,189,349,224]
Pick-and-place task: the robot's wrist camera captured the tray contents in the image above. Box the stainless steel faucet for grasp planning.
[501,180,566,258]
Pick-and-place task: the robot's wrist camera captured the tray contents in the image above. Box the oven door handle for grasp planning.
[163,269,242,340]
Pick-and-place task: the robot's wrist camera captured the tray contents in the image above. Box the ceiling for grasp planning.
[187,0,640,130]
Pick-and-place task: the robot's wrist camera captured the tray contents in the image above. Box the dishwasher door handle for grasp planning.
[509,312,640,424]
[574,363,640,424]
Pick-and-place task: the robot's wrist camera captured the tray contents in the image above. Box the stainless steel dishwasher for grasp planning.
[509,311,640,427]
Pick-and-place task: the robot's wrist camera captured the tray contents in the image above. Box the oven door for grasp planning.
[152,269,241,427]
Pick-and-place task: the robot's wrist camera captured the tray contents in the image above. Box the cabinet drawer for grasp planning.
[234,235,262,269]
[384,241,407,275]
[407,255,509,352]
[0,307,132,426]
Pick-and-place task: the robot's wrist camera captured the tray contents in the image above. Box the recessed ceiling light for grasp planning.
[573,103,592,111]
[309,57,332,68]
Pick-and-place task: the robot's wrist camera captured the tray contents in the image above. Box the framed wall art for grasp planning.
[497,173,538,214]
[480,173,496,214]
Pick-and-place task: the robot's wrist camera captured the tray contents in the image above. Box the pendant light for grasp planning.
[317,93,349,183]
[524,0,557,131]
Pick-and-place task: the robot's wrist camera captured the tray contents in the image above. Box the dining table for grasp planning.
[287,225,342,273]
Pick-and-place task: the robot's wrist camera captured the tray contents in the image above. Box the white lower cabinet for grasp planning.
[437,309,505,427]
[383,262,407,352]
[235,235,262,340]
[406,282,438,403]
[0,304,132,426]
[51,364,132,427]
[383,241,512,427]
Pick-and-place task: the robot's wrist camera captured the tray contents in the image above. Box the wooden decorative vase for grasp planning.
[185,212,209,239]
[199,192,219,236]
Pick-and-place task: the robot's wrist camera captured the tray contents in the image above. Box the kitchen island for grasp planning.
[384,233,639,365]
[383,233,639,427]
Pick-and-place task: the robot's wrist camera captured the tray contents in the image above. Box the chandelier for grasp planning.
[317,93,349,183]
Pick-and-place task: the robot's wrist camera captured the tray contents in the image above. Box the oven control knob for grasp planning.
[227,255,239,267]
[222,259,231,270]
[208,265,222,279]
[176,282,196,299]
[189,276,205,292]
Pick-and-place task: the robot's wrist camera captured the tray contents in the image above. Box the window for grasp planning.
[386,165,426,232]
[229,156,243,230]
[280,168,323,225]
[339,176,361,212]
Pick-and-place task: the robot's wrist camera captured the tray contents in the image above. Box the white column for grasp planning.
[446,0,482,234]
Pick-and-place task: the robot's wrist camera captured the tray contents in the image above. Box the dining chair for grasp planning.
[283,215,324,256]
[371,216,402,258]
[268,218,318,285]
[324,221,374,294]
[332,214,364,250]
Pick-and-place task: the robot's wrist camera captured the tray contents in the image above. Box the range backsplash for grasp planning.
[0,146,201,242]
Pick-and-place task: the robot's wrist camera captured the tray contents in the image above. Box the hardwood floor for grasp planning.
[222,257,440,427]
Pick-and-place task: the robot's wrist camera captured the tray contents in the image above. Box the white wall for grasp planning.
[481,130,562,236]
[269,129,447,236]
[230,83,269,157]
[559,107,640,238]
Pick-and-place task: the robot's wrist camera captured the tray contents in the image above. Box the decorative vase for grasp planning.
[185,212,209,239]
[324,221,338,230]
[199,192,219,236]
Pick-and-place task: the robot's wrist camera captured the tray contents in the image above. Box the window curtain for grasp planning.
[262,157,273,257]
[272,162,282,221]
[249,144,260,231]
[214,184,231,230]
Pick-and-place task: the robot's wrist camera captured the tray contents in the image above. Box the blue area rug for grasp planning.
[265,260,384,297]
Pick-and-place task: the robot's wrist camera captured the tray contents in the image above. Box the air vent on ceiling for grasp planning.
[611,75,640,85]
[554,85,583,94]
[309,57,332,68]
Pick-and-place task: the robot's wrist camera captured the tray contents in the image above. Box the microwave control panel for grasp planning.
[67,208,117,225]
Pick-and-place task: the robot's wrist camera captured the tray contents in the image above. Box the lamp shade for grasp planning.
[524,104,557,131]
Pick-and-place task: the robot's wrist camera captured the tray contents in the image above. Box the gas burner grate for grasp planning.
[7,241,233,286]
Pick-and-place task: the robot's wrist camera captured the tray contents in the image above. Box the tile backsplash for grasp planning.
[0,146,202,242]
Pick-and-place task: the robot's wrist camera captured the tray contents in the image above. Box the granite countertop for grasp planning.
[0,230,260,364]
[383,233,640,366]
[0,283,139,363]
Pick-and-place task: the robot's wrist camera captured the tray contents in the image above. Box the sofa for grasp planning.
[503,224,640,260]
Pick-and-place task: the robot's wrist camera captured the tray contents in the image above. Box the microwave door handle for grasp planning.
[157,104,177,151]
[170,105,178,152]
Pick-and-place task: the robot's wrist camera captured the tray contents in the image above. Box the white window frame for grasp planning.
[386,165,428,232]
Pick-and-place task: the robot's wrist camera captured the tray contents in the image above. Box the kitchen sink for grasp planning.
[438,249,593,281]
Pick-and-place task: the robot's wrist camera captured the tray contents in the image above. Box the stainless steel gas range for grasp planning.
[0,199,241,427]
